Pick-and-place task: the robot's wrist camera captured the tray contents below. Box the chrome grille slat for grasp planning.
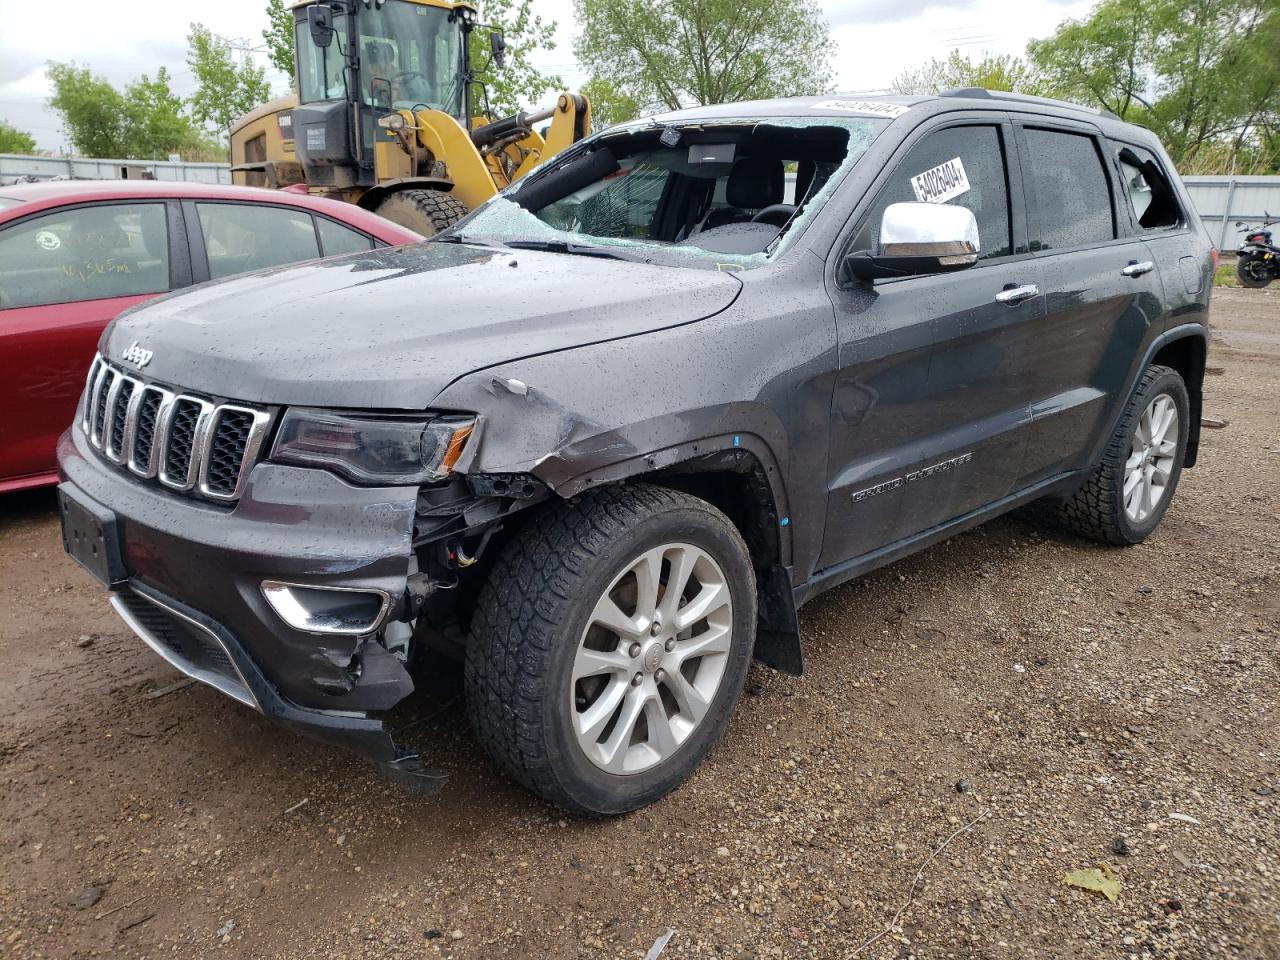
[79,355,268,503]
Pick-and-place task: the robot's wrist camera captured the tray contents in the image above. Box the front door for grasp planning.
[820,119,1041,568]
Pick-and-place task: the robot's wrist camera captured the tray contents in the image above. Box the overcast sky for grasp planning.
[0,0,1092,153]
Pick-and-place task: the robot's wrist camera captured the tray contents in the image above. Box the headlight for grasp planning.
[271,409,475,484]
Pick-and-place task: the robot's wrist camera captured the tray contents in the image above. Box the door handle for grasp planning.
[995,284,1039,305]
[1122,260,1155,277]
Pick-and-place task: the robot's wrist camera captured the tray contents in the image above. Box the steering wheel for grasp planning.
[751,204,797,228]
[391,70,432,95]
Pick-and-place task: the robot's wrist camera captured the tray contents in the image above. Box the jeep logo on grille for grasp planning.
[121,341,153,369]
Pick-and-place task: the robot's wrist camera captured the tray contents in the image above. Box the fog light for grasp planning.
[261,581,390,635]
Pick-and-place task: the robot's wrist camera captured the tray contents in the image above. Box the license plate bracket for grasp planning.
[58,484,127,587]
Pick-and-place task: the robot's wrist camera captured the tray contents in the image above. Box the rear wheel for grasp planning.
[1236,253,1273,288]
[465,485,757,815]
[1039,364,1189,545]
[373,189,468,237]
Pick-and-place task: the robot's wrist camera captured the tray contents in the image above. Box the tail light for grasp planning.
[1211,247,1219,270]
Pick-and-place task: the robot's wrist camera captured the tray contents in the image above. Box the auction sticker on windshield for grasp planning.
[911,157,970,204]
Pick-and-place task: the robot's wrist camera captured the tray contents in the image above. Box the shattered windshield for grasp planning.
[450,119,885,270]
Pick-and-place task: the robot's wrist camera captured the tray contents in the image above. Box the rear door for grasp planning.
[0,200,187,486]
[1012,120,1166,483]
[820,116,1042,567]
[1110,140,1210,330]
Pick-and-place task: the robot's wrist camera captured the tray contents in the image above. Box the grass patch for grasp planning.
[1214,261,1239,287]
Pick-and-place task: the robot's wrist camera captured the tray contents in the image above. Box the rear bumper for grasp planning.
[57,426,444,790]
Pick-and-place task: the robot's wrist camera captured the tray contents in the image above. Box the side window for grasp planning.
[854,124,1012,261]
[1023,129,1115,250]
[196,203,320,281]
[316,217,375,255]
[1116,144,1182,231]
[0,203,170,310]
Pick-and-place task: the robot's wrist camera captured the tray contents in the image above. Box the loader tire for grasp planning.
[373,189,468,237]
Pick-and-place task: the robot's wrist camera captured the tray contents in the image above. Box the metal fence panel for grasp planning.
[1182,175,1280,249]
[0,154,231,185]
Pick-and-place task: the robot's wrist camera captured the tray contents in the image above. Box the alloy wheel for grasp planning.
[1124,392,1179,523]
[569,542,733,775]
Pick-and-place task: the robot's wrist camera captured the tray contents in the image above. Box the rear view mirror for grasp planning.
[846,202,980,281]
[490,30,507,68]
[308,5,335,48]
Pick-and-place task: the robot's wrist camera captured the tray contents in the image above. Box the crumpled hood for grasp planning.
[101,243,741,409]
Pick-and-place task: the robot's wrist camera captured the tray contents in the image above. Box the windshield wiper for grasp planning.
[501,239,638,261]
[431,233,506,249]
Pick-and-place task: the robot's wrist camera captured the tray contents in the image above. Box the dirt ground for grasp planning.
[1,287,1277,960]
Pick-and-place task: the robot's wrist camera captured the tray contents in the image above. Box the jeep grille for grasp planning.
[81,356,271,502]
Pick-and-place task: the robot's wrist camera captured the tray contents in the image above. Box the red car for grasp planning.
[0,180,423,493]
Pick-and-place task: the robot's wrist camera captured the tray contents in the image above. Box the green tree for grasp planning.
[892,51,1041,96]
[0,120,37,154]
[580,76,644,130]
[123,68,203,158]
[187,23,272,140]
[1029,0,1280,170]
[470,0,564,117]
[263,0,295,79]
[574,0,833,124]
[47,62,127,157]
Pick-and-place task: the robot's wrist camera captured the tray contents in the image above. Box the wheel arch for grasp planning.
[544,436,804,676]
[356,178,458,213]
[1148,327,1207,467]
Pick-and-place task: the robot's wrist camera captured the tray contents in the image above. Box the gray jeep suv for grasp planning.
[57,90,1213,814]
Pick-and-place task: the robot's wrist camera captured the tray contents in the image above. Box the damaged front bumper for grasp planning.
[57,428,446,793]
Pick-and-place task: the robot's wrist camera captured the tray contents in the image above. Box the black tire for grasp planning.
[1041,364,1190,545]
[373,189,468,237]
[1236,253,1273,289]
[465,484,757,815]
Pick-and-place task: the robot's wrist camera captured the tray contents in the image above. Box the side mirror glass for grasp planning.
[846,202,980,281]
[490,30,507,68]
[308,5,335,48]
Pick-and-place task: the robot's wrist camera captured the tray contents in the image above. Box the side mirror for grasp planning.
[845,202,980,281]
[308,5,335,48]
[490,30,507,68]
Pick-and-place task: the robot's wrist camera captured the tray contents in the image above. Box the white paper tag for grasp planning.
[812,99,909,118]
[910,157,970,204]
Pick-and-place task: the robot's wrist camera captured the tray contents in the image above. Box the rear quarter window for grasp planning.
[1115,143,1183,231]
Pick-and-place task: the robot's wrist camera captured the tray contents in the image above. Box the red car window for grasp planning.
[317,215,375,256]
[0,202,170,309]
[195,202,320,280]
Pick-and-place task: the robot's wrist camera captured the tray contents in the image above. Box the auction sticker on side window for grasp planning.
[911,157,970,203]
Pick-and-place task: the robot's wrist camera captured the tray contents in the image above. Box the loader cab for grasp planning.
[291,0,472,191]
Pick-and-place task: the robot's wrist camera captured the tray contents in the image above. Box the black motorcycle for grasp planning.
[1235,214,1279,288]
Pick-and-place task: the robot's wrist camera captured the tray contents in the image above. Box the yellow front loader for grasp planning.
[229,0,589,235]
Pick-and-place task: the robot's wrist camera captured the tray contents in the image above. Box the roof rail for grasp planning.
[938,87,1121,121]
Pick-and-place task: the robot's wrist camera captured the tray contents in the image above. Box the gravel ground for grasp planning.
[1,286,1277,959]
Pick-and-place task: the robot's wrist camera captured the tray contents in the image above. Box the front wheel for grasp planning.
[465,485,757,815]
[373,189,468,237]
[1237,253,1274,288]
